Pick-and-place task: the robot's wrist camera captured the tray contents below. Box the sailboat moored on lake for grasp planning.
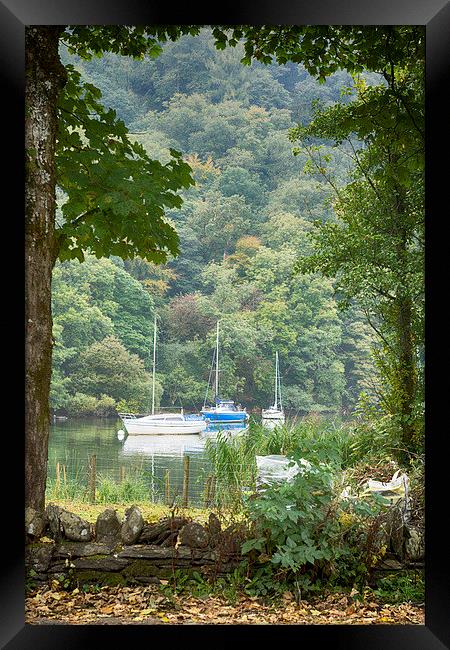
[119,315,207,435]
[261,351,285,425]
[201,321,249,425]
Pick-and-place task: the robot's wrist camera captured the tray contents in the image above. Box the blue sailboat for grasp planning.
[201,321,249,424]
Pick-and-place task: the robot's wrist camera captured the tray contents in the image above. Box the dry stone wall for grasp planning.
[25,505,244,586]
[25,501,424,588]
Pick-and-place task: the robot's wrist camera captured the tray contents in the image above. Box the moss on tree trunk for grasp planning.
[25,26,67,511]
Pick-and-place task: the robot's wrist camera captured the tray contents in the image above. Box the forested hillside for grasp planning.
[52,28,380,417]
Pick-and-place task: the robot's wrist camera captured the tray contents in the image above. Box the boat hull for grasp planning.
[201,410,248,423]
[261,409,285,423]
[261,415,285,421]
[120,413,207,435]
[121,421,206,435]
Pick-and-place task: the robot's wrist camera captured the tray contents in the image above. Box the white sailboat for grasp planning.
[261,351,285,425]
[119,315,207,436]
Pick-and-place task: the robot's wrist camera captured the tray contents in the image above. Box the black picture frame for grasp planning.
[2,0,448,646]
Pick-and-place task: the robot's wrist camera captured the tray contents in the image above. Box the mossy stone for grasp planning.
[123,560,171,579]
[76,570,127,587]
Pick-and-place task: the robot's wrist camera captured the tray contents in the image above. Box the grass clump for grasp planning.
[46,468,156,506]
[371,570,424,604]
[96,473,149,504]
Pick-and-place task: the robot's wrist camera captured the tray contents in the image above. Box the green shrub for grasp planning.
[65,392,98,417]
[243,563,292,599]
[241,441,390,597]
[95,394,117,417]
[242,456,341,577]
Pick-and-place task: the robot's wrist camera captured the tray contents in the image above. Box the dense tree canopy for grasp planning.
[51,28,421,421]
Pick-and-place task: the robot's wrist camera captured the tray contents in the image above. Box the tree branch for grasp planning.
[365,314,395,352]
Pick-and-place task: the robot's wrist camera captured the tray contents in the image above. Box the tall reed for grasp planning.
[204,432,256,510]
[204,416,354,511]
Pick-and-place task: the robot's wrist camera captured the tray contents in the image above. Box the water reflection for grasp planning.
[202,422,249,438]
[120,434,205,457]
[119,423,248,455]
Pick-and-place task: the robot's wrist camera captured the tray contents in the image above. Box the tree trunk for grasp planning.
[392,173,419,458]
[397,295,418,454]
[25,26,66,511]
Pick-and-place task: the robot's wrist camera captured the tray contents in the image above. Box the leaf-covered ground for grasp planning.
[25,584,424,625]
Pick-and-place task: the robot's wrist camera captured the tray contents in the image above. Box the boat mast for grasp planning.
[278,353,283,412]
[151,314,157,415]
[274,351,278,409]
[215,320,219,400]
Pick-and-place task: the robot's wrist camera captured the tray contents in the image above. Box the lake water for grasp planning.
[47,416,248,507]
[48,413,345,507]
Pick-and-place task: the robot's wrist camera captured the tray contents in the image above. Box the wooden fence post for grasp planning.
[151,453,155,502]
[204,475,212,508]
[210,475,216,505]
[165,470,171,505]
[89,454,97,504]
[182,455,190,507]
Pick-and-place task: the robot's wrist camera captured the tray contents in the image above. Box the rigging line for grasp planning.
[278,370,283,411]
[176,394,186,415]
[203,347,216,409]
